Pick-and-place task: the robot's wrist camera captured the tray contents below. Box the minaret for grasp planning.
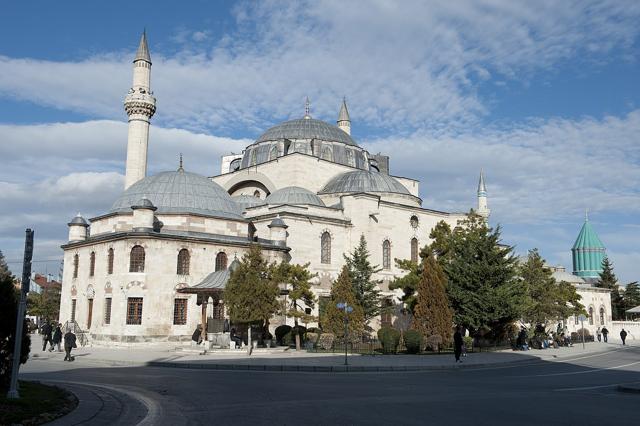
[124,31,156,189]
[337,97,351,135]
[477,170,490,218]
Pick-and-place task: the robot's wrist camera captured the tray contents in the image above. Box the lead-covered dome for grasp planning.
[111,170,243,219]
[266,186,325,207]
[319,170,411,196]
[257,118,357,146]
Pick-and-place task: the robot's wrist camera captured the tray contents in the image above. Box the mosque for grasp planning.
[57,33,618,345]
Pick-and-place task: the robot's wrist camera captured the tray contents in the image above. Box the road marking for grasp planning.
[522,360,640,378]
[555,381,640,392]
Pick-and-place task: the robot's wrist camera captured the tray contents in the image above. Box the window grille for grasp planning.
[89,252,95,277]
[588,306,594,325]
[411,238,419,263]
[87,298,94,329]
[173,299,187,325]
[73,254,79,278]
[126,297,143,325]
[215,252,228,271]
[321,232,331,264]
[599,307,605,325]
[104,298,112,325]
[71,299,77,322]
[129,245,145,272]
[383,240,391,270]
[177,249,190,275]
[107,248,114,275]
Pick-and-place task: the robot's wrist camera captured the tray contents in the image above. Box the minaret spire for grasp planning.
[304,97,311,119]
[178,153,184,172]
[124,31,157,189]
[337,97,351,135]
[477,169,490,219]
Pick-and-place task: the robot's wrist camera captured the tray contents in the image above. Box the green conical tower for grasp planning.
[571,213,606,279]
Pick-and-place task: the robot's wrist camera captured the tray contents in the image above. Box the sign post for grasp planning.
[578,314,587,350]
[336,302,353,366]
[7,228,34,399]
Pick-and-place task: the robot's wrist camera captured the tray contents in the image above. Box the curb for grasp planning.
[617,384,640,394]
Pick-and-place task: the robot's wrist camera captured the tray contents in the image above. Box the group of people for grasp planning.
[41,320,77,361]
[191,323,244,348]
[595,326,629,345]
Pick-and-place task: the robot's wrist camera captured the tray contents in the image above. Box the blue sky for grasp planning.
[1,0,639,283]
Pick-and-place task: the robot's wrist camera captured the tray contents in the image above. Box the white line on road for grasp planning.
[555,381,640,392]
[522,360,640,378]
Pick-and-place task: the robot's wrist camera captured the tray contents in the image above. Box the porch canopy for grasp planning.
[626,305,640,314]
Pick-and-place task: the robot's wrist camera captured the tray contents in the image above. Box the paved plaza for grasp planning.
[18,336,640,425]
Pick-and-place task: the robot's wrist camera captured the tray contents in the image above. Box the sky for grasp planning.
[1,0,639,283]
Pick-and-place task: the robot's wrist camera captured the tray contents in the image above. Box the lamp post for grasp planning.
[336,302,353,366]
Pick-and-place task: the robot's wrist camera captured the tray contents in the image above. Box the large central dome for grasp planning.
[257,118,358,146]
[111,170,243,219]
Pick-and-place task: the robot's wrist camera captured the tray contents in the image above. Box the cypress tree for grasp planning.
[412,252,453,345]
[595,257,624,320]
[322,266,364,339]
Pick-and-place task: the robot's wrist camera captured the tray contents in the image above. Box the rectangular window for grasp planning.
[71,299,77,322]
[173,299,187,325]
[126,297,143,325]
[104,298,112,325]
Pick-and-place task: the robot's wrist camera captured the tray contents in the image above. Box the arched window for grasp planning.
[129,245,145,273]
[89,252,95,277]
[588,306,594,325]
[383,240,391,270]
[253,190,261,198]
[269,144,278,161]
[321,146,332,161]
[411,238,419,263]
[345,149,354,166]
[73,254,79,278]
[215,252,228,271]
[177,249,190,275]
[410,215,419,229]
[250,149,257,166]
[599,307,605,325]
[107,248,114,275]
[321,232,331,264]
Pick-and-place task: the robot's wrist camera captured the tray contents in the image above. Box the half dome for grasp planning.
[319,170,411,196]
[266,186,325,207]
[257,118,357,146]
[110,170,243,219]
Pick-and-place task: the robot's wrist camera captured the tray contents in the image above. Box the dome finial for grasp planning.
[177,153,184,172]
[585,208,589,222]
[304,97,311,119]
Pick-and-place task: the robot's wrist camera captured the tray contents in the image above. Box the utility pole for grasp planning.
[7,229,34,399]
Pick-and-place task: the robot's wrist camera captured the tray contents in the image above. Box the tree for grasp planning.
[519,249,584,327]
[622,282,640,316]
[27,285,61,322]
[430,212,523,339]
[412,252,453,346]
[224,245,279,347]
[0,250,31,391]
[595,257,624,320]
[344,235,381,324]
[321,266,364,339]
[273,262,316,351]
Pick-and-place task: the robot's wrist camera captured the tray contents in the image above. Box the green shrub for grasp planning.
[319,333,335,350]
[275,325,292,345]
[282,326,307,346]
[377,327,400,354]
[404,330,423,354]
[463,335,473,350]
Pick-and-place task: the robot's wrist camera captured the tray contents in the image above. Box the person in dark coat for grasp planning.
[601,326,609,343]
[41,321,53,351]
[51,323,63,352]
[453,326,463,363]
[230,328,242,349]
[63,329,77,361]
[192,324,203,344]
[620,329,627,345]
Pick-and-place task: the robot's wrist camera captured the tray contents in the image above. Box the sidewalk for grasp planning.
[29,335,637,372]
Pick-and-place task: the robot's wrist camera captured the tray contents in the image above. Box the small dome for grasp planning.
[111,170,243,219]
[552,270,585,285]
[232,195,266,210]
[68,214,89,227]
[268,216,288,228]
[266,186,325,207]
[319,170,411,196]
[257,118,357,146]
[132,197,156,210]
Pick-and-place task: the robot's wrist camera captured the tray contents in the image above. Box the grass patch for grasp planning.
[0,381,77,425]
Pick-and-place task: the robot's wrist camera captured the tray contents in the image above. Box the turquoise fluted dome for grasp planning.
[571,219,606,279]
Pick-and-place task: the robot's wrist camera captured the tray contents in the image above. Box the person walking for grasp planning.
[41,320,53,351]
[63,328,77,361]
[191,324,203,345]
[620,329,627,345]
[51,323,63,352]
[601,326,609,343]
[596,327,602,342]
[454,326,463,363]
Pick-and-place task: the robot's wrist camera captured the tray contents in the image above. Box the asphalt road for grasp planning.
[22,346,640,425]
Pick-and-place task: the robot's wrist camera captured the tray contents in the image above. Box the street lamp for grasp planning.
[336,302,353,366]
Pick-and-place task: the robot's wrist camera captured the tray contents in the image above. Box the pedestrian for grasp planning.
[454,326,463,363]
[41,320,53,351]
[230,327,242,349]
[51,323,63,352]
[63,328,77,361]
[596,327,601,342]
[601,326,609,343]
[191,324,203,345]
[620,329,627,345]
